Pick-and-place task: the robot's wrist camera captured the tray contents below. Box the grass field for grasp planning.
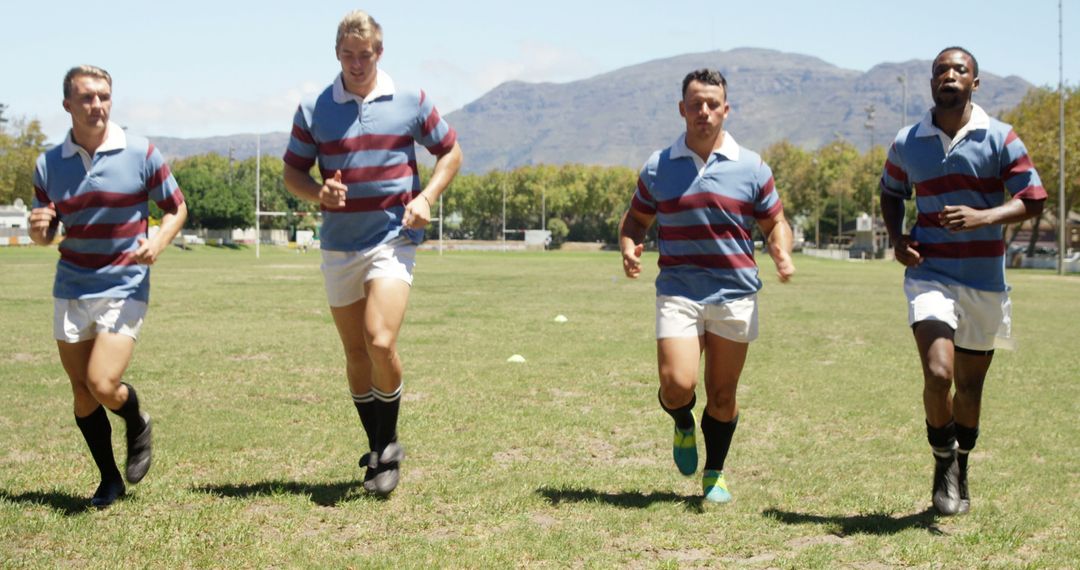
[0,245,1077,568]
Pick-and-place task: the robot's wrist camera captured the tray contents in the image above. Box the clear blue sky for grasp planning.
[2,0,1073,143]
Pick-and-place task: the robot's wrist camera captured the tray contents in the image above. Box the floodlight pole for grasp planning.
[256,134,261,259]
[438,194,444,256]
[1058,0,1067,275]
[897,74,908,130]
[501,179,507,251]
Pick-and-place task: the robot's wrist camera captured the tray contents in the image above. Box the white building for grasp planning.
[0,198,29,229]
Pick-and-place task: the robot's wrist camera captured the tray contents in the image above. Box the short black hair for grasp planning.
[934,46,979,77]
[682,69,727,99]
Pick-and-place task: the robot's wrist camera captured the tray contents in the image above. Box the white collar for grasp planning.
[61,121,127,159]
[670,131,741,162]
[915,103,990,139]
[332,69,395,104]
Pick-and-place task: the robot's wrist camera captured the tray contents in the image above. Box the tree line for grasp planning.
[2,86,1075,247]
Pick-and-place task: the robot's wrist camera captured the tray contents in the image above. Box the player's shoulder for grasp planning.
[302,83,337,113]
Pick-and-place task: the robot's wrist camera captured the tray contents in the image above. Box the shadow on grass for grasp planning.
[762,507,945,536]
[536,486,704,513]
[193,480,368,506]
[0,489,92,516]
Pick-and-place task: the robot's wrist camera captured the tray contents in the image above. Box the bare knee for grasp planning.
[955,376,985,400]
[924,360,953,390]
[366,330,398,365]
[659,370,696,407]
[85,375,123,407]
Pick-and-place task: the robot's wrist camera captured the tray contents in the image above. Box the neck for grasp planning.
[72,123,108,155]
[343,72,377,99]
[685,130,724,162]
[932,103,972,139]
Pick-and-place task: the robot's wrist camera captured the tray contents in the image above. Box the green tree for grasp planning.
[0,117,49,206]
[173,154,253,229]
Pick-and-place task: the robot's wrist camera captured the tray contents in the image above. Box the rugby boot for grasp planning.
[931,449,961,515]
[702,470,732,503]
[370,441,404,497]
[672,412,698,476]
[125,412,152,484]
[956,458,971,514]
[360,451,378,492]
[91,478,126,509]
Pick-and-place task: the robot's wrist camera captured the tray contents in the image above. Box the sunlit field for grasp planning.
[1,245,1076,568]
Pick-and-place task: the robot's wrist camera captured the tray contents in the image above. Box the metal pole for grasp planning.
[898,74,908,129]
[255,134,261,259]
[438,194,444,256]
[541,188,546,231]
[1059,0,1067,275]
[501,179,507,251]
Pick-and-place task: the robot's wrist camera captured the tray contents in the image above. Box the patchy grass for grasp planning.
[1,245,1077,567]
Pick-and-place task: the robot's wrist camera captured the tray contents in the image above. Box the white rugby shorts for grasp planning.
[655,294,759,342]
[321,236,416,307]
[54,297,147,343]
[904,277,1014,351]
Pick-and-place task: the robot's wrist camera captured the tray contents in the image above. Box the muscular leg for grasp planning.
[913,321,955,428]
[656,336,703,409]
[702,333,748,423]
[361,278,410,395]
[953,351,992,428]
[330,297,376,397]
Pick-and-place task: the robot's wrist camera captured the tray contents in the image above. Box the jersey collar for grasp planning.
[332,69,396,104]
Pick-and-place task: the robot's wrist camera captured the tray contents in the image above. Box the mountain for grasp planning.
[150,48,1034,173]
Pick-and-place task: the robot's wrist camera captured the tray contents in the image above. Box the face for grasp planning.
[679,80,729,139]
[930,50,979,110]
[63,75,111,132]
[337,35,382,96]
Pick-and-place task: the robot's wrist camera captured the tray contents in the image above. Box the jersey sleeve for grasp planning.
[754,160,783,219]
[413,89,457,157]
[630,158,658,216]
[880,139,912,200]
[145,143,185,213]
[32,154,53,210]
[283,104,318,171]
[1000,130,1047,201]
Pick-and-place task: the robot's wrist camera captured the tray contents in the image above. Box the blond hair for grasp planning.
[336,10,383,51]
[63,65,112,99]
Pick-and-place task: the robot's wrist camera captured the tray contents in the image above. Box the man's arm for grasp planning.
[132,201,188,265]
[755,211,795,283]
[881,192,921,267]
[403,142,463,229]
[939,198,1044,232]
[28,206,58,246]
[618,207,654,279]
[283,164,347,209]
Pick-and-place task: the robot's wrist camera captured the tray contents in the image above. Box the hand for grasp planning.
[319,170,347,209]
[773,253,795,283]
[28,206,57,244]
[403,193,432,229]
[622,243,645,279]
[893,235,922,267]
[131,237,161,265]
[940,205,989,232]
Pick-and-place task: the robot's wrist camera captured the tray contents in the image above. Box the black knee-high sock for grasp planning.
[372,384,401,451]
[955,423,979,472]
[659,390,696,431]
[927,420,957,458]
[352,390,379,451]
[75,406,122,483]
[107,382,147,435]
[701,412,738,471]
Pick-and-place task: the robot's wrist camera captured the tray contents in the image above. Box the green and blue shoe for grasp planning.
[672,413,697,476]
[702,469,732,503]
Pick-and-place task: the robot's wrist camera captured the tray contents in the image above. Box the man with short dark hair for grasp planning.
[619,68,794,503]
[29,64,187,508]
[880,47,1046,515]
[282,10,462,497]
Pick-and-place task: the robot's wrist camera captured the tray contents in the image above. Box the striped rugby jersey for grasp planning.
[32,123,185,302]
[631,132,784,304]
[880,104,1046,292]
[284,70,457,251]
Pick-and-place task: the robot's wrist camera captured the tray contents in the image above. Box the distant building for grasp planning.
[0,199,29,229]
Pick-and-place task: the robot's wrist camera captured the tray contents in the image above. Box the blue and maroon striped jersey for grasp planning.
[631,133,784,304]
[880,104,1046,292]
[32,124,185,302]
[284,70,457,251]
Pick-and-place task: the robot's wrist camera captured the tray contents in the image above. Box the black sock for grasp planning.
[372,385,401,452]
[659,390,696,431]
[352,391,379,451]
[926,419,957,458]
[75,406,122,483]
[701,412,738,471]
[955,423,979,472]
[108,382,147,435]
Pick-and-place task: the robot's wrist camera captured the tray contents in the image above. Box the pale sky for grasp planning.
[1,0,1073,144]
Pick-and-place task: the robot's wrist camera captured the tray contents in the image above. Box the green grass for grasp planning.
[1,245,1077,568]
